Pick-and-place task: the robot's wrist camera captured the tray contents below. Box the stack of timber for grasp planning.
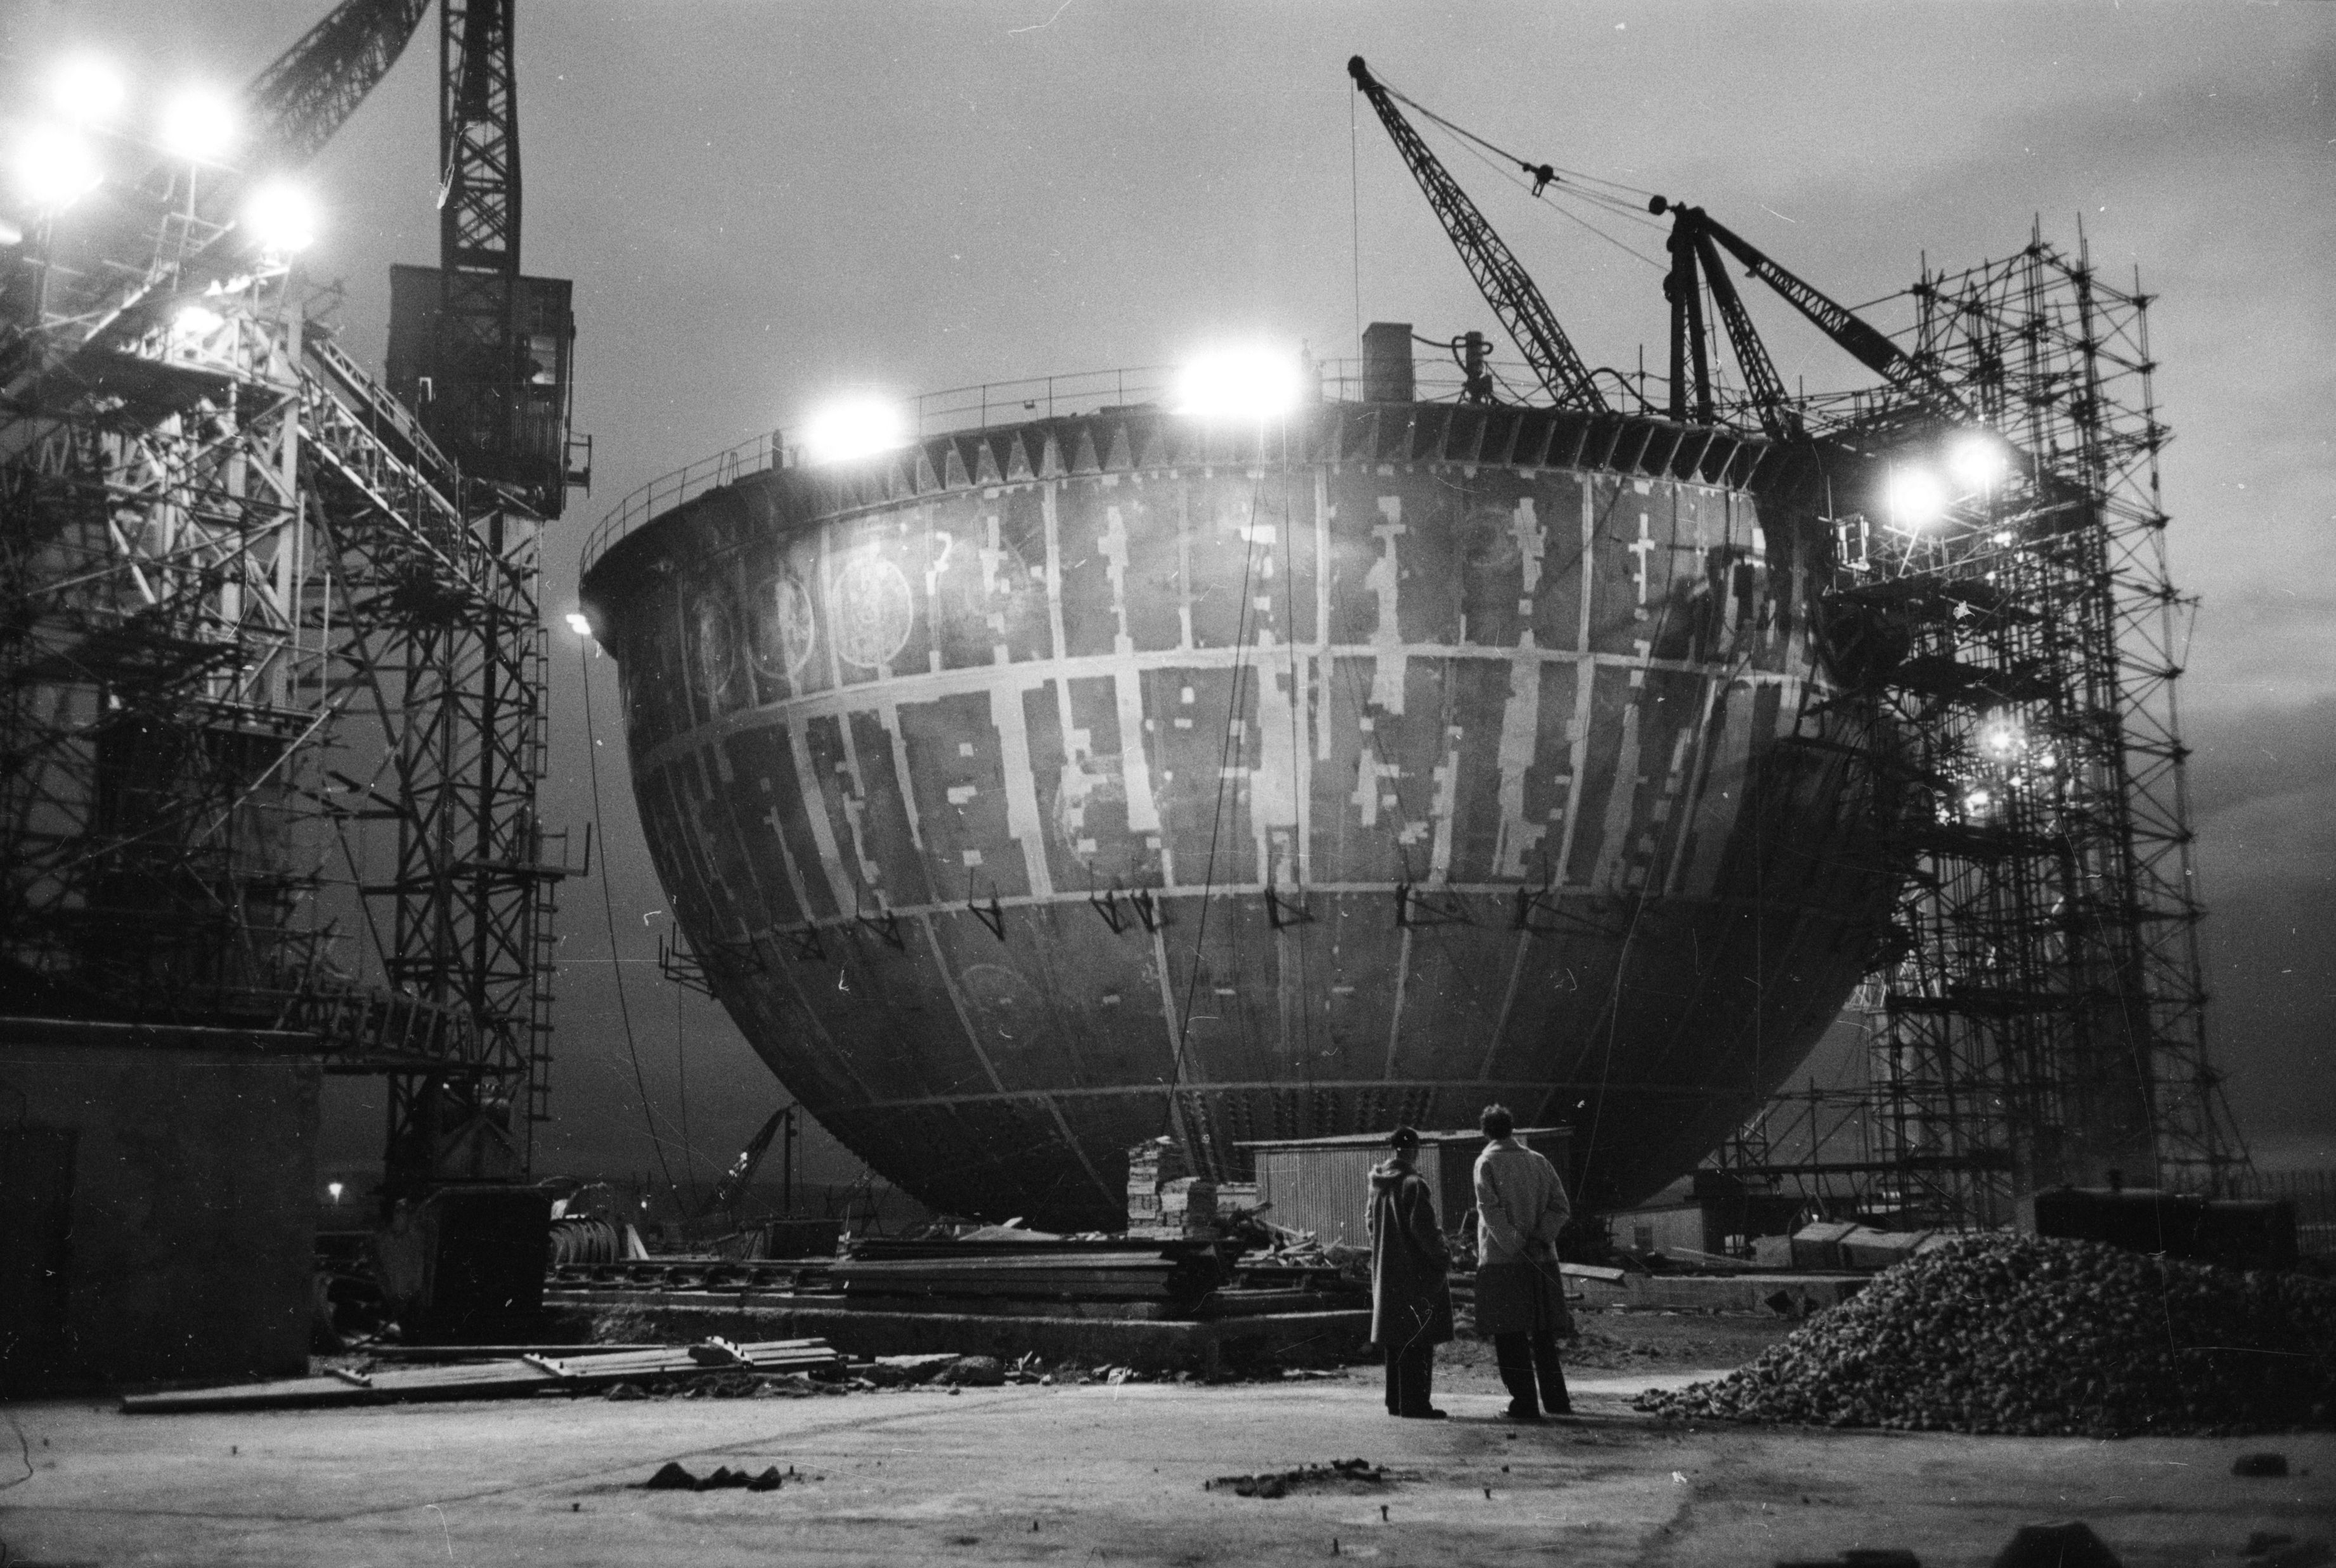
[120,1338,842,1413]
[829,1236,1226,1318]
[548,1258,834,1295]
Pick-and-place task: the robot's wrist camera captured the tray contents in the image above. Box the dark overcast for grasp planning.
[8,0,2327,1182]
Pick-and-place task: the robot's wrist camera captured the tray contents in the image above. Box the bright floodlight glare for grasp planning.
[159,87,237,163]
[1948,430,2009,491]
[564,611,595,637]
[1885,468,1949,529]
[11,124,103,210]
[1173,346,1301,420]
[327,1181,344,1202]
[49,54,127,123]
[173,302,224,336]
[242,181,315,254]
[801,395,908,465]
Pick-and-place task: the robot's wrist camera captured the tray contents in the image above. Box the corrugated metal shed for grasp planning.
[1239,1129,1574,1248]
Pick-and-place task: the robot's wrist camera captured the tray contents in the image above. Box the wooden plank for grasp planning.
[122,1339,843,1413]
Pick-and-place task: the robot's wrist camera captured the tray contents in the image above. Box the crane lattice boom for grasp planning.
[245,0,434,170]
[1658,197,1969,418]
[1347,57,1608,414]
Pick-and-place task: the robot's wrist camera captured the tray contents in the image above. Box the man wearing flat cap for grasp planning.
[1367,1125,1454,1418]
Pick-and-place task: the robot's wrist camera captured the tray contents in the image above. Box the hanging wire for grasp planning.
[675,951,699,1213]
[1349,84,1364,355]
[1375,69,1658,203]
[1276,453,1318,1079]
[578,637,681,1201]
[1429,117,1670,271]
[1367,64,1674,274]
[1167,462,1271,1151]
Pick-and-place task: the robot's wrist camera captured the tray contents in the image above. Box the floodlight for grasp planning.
[801,394,909,465]
[172,301,223,339]
[49,54,127,124]
[10,124,103,210]
[327,1181,344,1202]
[1173,346,1302,421]
[159,87,237,163]
[1947,430,2009,491]
[1964,788,1992,813]
[242,181,315,254]
[565,611,595,637]
[1978,714,2023,760]
[1885,468,1949,529]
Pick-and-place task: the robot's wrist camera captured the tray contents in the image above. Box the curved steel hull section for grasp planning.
[584,405,1893,1229]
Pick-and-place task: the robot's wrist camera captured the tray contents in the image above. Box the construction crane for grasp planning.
[244,0,435,169]
[0,0,433,465]
[1656,199,1796,437]
[1649,195,1969,429]
[1347,57,1608,414]
[387,0,580,519]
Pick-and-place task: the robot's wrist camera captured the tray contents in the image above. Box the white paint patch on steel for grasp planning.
[1366,495,1406,713]
[789,717,858,913]
[989,680,1054,899]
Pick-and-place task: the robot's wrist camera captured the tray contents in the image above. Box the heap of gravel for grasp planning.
[1633,1233,2336,1437]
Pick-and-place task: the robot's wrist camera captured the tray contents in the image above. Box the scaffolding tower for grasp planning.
[1781,230,2247,1228]
[0,145,568,1195]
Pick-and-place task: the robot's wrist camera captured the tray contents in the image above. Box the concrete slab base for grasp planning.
[6,1377,2327,1565]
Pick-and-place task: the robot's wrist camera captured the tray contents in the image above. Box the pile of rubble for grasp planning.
[1205,1458,1388,1498]
[1634,1233,2336,1437]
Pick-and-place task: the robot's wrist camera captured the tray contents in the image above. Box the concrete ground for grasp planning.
[3,1366,2329,1567]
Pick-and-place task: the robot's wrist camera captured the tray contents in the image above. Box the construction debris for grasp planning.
[120,1339,843,1413]
[641,1461,789,1491]
[1634,1234,2336,1436]
[1205,1458,1388,1498]
[935,1354,1006,1387]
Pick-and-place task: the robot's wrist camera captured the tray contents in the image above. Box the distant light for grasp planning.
[49,54,127,124]
[159,87,237,163]
[172,302,224,340]
[10,124,103,211]
[565,611,595,637]
[242,181,316,254]
[327,1181,344,1202]
[1947,430,2009,491]
[1885,468,1949,529]
[1173,346,1302,421]
[1964,788,1992,813]
[1978,715,2023,759]
[801,394,908,465]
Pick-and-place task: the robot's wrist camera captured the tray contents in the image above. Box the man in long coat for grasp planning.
[1470,1103,1574,1420]
[1368,1125,1453,1419]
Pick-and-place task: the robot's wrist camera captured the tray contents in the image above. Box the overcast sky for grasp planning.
[10,0,2328,1184]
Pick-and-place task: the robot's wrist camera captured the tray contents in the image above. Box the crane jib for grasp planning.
[1347,57,1610,415]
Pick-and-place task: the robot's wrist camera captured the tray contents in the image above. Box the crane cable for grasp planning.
[578,637,681,1202]
[1367,67,1673,269]
[1167,465,1271,1158]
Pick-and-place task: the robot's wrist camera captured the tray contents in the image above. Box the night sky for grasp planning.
[10,1,2328,1186]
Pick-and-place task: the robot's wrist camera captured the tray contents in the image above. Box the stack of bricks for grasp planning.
[1126,1137,1217,1238]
